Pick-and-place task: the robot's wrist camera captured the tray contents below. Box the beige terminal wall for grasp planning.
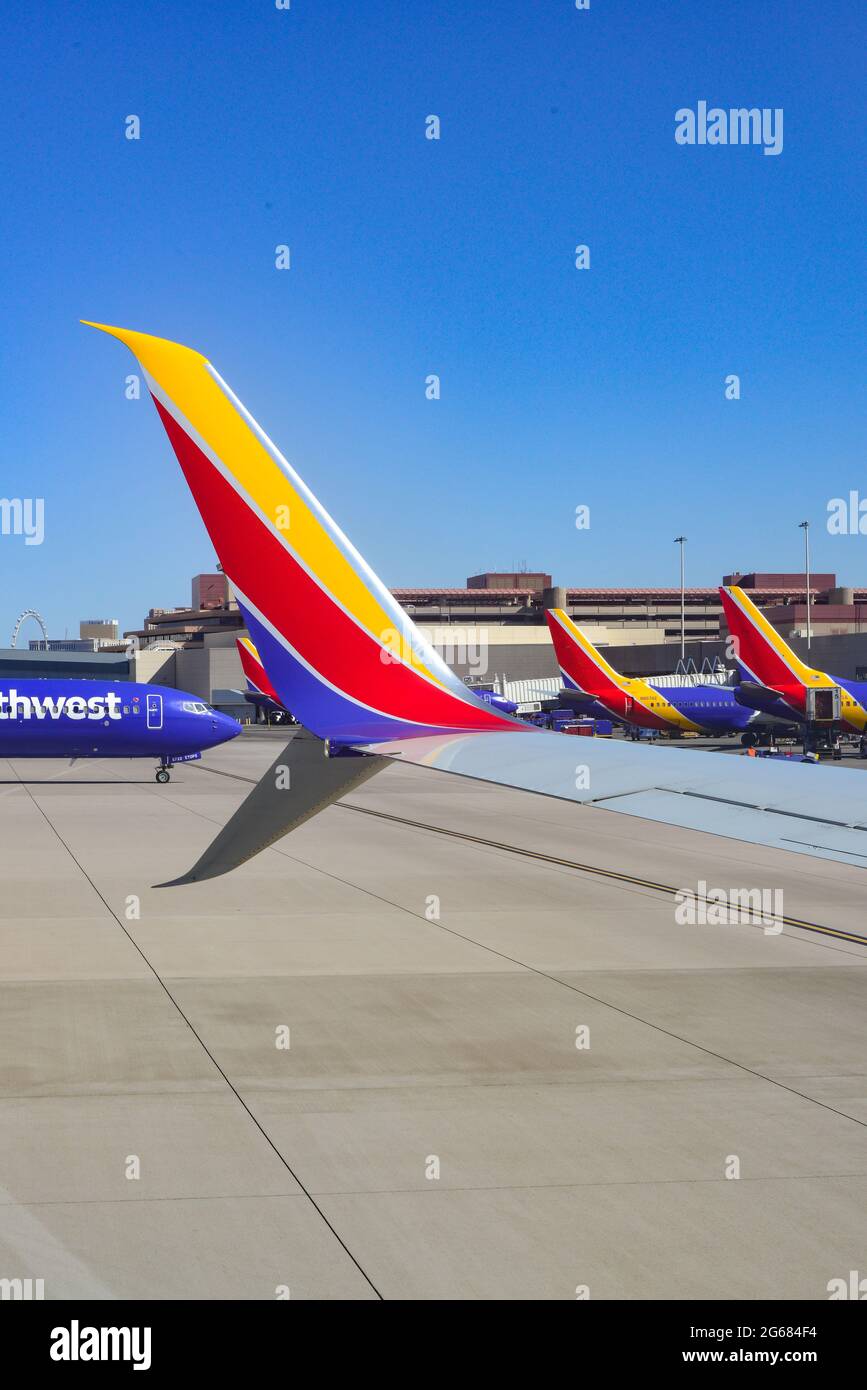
[130,647,177,687]
[130,622,676,700]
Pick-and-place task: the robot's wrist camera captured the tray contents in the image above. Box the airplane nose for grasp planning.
[210,713,242,745]
[221,713,242,741]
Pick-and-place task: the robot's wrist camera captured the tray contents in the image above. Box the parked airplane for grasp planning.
[85,321,867,879]
[545,608,783,743]
[720,585,867,733]
[472,688,519,716]
[0,679,240,781]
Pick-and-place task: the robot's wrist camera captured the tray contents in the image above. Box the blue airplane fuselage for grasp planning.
[474,690,520,716]
[570,681,793,736]
[0,680,240,759]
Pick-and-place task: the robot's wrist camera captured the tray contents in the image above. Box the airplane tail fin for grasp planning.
[719,586,817,688]
[545,608,629,699]
[236,636,282,706]
[83,324,523,746]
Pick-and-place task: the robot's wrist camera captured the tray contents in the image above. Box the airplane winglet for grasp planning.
[87,320,523,747]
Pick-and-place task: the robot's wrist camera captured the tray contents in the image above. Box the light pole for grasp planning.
[674,537,687,664]
[798,521,811,649]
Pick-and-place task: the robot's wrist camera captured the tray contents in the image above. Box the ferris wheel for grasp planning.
[10,609,49,650]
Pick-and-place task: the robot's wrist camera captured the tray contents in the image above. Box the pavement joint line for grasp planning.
[5,1071,864,1100]
[8,763,385,1301]
[5,1169,867,1208]
[0,1191,326,1209]
[232,1171,867,1195]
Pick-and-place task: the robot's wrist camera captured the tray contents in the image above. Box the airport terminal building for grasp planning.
[5,569,867,712]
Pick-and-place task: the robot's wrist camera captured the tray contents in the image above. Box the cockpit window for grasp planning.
[182,701,211,714]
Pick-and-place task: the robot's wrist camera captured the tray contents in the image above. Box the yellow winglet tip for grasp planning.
[80,320,209,376]
[80,319,134,340]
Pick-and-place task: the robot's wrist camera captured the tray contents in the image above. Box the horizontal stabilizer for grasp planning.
[558,689,600,710]
[735,680,790,714]
[157,731,386,885]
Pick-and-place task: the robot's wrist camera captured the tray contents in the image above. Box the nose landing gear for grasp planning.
[155,763,172,784]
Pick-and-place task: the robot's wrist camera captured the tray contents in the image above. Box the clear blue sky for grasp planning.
[0,0,864,639]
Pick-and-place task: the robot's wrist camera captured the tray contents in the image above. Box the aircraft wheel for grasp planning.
[740,731,759,748]
[156,769,171,784]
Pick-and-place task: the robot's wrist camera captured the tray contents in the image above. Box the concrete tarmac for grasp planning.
[1,730,866,1300]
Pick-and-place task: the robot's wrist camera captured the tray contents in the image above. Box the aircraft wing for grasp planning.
[85,322,867,881]
[160,721,867,882]
[356,730,867,868]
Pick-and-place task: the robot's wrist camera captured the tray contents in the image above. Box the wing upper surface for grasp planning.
[356,729,867,868]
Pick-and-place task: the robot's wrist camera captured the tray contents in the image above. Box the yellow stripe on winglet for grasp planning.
[81,322,444,687]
